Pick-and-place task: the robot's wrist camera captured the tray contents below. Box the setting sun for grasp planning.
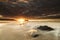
[17,18,25,24]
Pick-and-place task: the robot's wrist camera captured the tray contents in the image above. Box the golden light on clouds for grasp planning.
[0,15,3,18]
[18,0,29,3]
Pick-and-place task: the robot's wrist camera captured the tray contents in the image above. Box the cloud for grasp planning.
[0,0,60,18]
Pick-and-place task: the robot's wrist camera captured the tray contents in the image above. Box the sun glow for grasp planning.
[17,18,25,24]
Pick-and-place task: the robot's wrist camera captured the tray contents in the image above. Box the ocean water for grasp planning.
[0,21,60,40]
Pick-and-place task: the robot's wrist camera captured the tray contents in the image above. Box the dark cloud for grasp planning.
[0,0,60,18]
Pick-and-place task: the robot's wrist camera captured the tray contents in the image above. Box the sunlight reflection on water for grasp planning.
[0,19,60,40]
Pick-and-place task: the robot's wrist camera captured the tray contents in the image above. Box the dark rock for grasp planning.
[32,34,39,38]
[37,25,54,31]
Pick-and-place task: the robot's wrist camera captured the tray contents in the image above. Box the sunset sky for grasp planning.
[0,0,60,18]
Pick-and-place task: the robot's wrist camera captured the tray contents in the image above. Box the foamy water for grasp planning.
[0,21,60,40]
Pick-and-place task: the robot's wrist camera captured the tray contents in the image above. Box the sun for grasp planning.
[17,18,25,24]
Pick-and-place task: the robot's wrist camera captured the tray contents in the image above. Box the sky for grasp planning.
[0,0,60,18]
